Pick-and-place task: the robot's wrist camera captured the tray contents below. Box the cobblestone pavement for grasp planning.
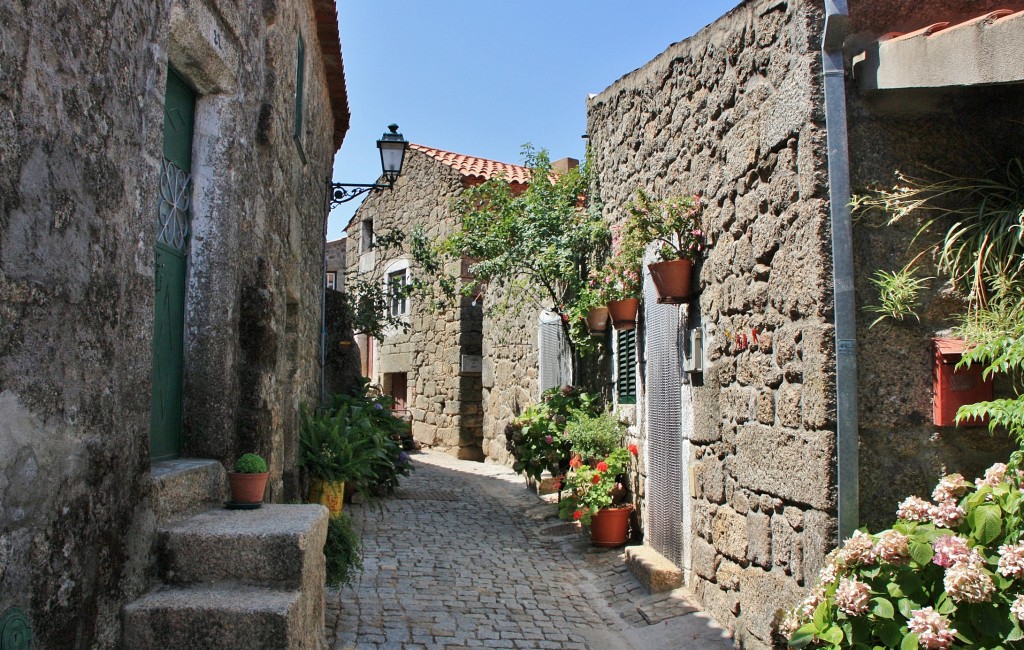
[325,451,732,650]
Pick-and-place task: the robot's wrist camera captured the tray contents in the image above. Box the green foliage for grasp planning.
[233,452,267,474]
[865,255,933,328]
[342,228,421,340]
[504,385,604,483]
[558,446,636,525]
[623,190,705,262]
[443,145,610,356]
[955,288,1024,460]
[324,512,362,588]
[299,383,413,496]
[564,412,625,462]
[780,467,1024,649]
[851,158,1024,308]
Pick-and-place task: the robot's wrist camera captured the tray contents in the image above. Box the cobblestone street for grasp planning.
[326,451,731,650]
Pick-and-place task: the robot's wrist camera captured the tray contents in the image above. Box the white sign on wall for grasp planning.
[460,355,483,375]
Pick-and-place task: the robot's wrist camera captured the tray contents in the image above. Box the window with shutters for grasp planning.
[616,329,637,404]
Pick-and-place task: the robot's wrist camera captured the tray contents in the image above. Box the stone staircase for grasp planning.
[123,459,328,649]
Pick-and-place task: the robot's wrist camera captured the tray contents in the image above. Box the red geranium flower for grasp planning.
[572,510,583,520]
[628,444,639,456]
[569,455,582,469]
[596,461,609,472]
[592,474,602,484]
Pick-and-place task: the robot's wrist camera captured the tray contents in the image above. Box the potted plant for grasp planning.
[573,284,610,337]
[564,411,627,464]
[298,404,374,516]
[591,259,642,331]
[505,385,604,486]
[624,190,705,303]
[227,452,269,506]
[558,444,639,547]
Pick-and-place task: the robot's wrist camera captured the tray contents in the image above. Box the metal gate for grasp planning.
[644,275,684,567]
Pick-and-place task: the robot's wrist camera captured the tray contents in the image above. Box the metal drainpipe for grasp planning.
[320,176,330,405]
[822,0,859,542]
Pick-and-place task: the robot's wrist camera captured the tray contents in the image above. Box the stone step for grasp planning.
[150,459,227,524]
[156,504,328,588]
[122,583,322,649]
[625,544,684,593]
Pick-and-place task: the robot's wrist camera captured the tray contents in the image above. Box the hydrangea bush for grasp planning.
[781,463,1024,648]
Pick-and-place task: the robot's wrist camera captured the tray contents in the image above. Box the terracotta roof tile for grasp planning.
[875,9,1022,44]
[409,144,531,185]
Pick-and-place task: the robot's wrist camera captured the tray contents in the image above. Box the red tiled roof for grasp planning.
[875,8,1022,43]
[409,144,532,185]
[313,0,351,151]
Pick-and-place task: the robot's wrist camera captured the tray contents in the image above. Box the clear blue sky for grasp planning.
[328,1,740,241]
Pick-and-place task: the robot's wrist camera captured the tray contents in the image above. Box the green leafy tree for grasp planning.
[443,145,610,365]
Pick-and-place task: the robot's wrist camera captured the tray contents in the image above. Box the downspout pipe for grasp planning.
[822,0,859,542]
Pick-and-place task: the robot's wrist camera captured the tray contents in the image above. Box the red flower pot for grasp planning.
[585,306,609,336]
[227,472,268,504]
[648,259,693,304]
[606,298,639,331]
[589,504,633,547]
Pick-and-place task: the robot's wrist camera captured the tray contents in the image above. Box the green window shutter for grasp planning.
[617,329,637,404]
[293,35,306,143]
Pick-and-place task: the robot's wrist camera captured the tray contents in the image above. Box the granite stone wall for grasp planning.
[587,1,833,645]
[845,0,1024,529]
[0,0,339,644]
[344,150,485,459]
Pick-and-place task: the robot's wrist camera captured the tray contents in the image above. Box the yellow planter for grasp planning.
[307,480,345,517]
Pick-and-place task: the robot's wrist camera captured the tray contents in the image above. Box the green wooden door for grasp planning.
[150,69,195,460]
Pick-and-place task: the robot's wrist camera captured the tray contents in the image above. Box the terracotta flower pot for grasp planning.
[589,504,633,547]
[648,259,693,304]
[307,479,346,517]
[228,471,269,505]
[606,298,639,331]
[585,306,609,336]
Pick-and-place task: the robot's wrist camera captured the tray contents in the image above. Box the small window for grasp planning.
[360,219,374,253]
[616,329,637,404]
[388,269,408,317]
[293,35,306,159]
[325,272,337,291]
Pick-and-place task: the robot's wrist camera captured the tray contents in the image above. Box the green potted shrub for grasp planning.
[227,452,269,506]
[564,411,626,463]
[325,512,363,588]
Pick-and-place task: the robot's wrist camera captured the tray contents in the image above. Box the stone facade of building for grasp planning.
[588,0,1024,644]
[0,0,347,645]
[343,147,492,459]
[588,1,836,645]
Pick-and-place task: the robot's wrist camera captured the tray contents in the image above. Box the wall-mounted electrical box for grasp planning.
[933,337,991,427]
[682,327,703,374]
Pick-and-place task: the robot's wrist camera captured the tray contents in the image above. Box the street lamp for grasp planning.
[330,123,408,208]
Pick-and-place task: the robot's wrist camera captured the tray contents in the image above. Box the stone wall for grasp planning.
[344,150,485,459]
[587,1,832,645]
[0,0,340,645]
[845,0,1024,529]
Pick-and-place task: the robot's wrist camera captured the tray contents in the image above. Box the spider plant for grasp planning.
[851,158,1024,308]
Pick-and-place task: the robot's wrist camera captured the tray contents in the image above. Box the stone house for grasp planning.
[325,236,345,292]
[1,0,349,646]
[344,144,532,460]
[586,0,1024,646]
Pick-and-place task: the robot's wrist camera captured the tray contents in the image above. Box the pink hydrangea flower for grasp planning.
[874,530,910,565]
[897,495,933,522]
[932,535,972,568]
[931,501,966,528]
[798,586,826,619]
[944,557,995,603]
[976,462,1008,488]
[907,607,957,649]
[834,577,871,616]
[1012,594,1024,622]
[932,473,970,503]
[838,530,877,568]
[998,542,1024,579]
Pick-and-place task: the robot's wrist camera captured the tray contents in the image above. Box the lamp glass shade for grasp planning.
[377,124,407,184]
